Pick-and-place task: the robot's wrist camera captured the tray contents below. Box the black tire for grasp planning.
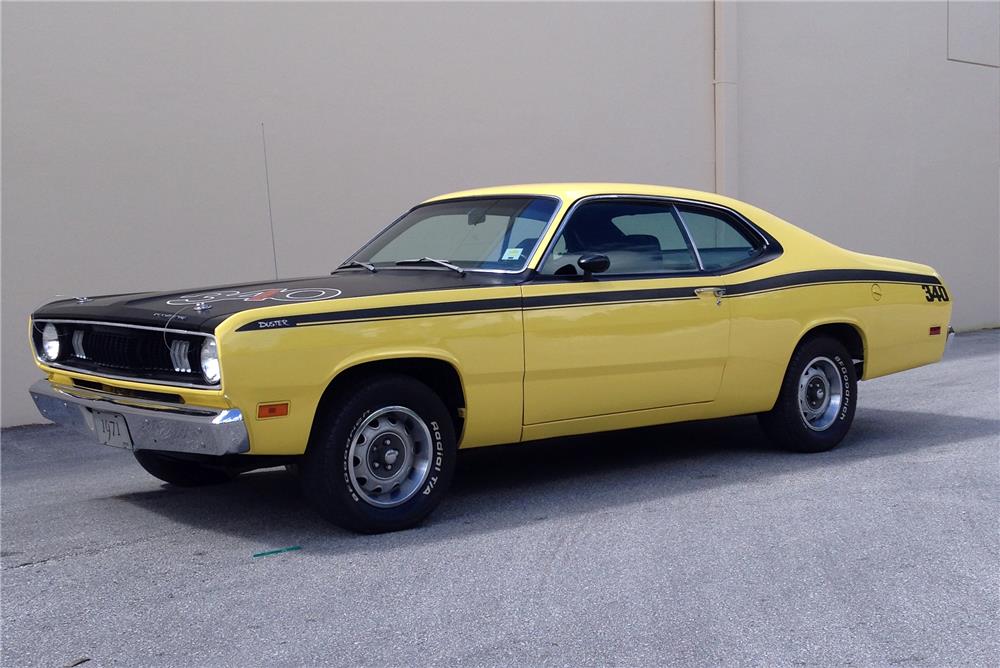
[301,374,457,534]
[758,335,858,453]
[133,450,237,486]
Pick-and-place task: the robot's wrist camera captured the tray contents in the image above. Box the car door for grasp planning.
[521,197,732,425]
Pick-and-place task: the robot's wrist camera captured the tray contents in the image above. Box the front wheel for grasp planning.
[300,374,457,533]
[758,335,858,452]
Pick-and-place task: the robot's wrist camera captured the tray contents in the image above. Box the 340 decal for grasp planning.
[166,287,342,306]
[922,284,949,302]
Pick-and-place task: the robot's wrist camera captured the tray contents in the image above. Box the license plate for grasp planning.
[93,410,133,448]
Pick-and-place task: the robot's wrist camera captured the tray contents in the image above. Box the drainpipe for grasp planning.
[714,1,739,198]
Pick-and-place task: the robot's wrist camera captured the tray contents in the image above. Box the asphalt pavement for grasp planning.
[2,331,998,667]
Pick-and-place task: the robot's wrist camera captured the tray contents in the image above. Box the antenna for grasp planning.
[261,122,278,279]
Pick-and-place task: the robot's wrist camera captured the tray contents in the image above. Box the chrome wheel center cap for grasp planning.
[368,432,407,479]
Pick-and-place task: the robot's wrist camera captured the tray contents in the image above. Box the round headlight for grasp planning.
[41,323,61,361]
[200,338,220,384]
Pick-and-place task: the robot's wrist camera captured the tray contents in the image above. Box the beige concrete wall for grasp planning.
[1,2,715,426]
[2,2,997,427]
[738,1,999,331]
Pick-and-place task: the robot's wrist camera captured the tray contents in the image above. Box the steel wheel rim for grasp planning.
[797,356,844,432]
[347,406,433,508]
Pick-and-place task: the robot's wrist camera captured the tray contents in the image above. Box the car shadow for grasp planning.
[108,406,1000,555]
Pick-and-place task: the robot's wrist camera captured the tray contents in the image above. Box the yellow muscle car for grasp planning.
[28,183,953,532]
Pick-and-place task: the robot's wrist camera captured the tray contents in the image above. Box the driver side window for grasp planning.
[539,200,699,276]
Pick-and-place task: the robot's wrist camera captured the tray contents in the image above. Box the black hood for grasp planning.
[32,269,524,332]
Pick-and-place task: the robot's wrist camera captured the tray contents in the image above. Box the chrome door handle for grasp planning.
[694,287,726,305]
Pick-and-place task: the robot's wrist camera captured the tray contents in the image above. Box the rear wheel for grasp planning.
[759,335,857,452]
[133,450,236,486]
[301,374,456,533]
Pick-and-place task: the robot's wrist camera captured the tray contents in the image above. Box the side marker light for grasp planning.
[257,402,290,419]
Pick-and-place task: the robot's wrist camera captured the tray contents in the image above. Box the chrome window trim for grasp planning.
[344,194,564,275]
[31,318,221,390]
[534,194,776,278]
[671,203,705,271]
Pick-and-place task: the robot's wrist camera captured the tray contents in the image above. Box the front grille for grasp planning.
[33,320,217,387]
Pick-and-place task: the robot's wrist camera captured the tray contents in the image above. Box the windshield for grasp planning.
[350,197,560,272]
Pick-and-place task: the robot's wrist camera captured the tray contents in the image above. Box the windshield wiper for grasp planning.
[395,257,465,276]
[332,260,377,274]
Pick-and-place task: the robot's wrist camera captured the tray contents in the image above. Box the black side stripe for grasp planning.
[523,286,694,309]
[724,269,940,296]
[240,297,523,331]
[526,269,940,308]
[236,269,939,331]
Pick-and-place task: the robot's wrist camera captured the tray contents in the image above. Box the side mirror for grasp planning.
[577,254,610,277]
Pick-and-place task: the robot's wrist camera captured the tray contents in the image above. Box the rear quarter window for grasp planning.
[676,204,762,271]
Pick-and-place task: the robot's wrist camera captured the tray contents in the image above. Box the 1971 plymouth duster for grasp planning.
[28,183,953,532]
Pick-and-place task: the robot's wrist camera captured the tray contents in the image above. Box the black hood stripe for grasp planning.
[235,269,940,331]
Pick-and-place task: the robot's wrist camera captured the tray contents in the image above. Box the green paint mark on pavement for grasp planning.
[252,545,302,558]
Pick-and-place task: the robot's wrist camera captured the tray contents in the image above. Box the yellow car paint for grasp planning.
[32,183,952,455]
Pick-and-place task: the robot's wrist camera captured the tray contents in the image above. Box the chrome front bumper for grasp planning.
[29,379,249,456]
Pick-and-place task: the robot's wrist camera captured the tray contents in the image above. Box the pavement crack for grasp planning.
[9,555,56,569]
[4,531,178,571]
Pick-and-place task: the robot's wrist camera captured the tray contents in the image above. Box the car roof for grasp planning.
[422,183,738,207]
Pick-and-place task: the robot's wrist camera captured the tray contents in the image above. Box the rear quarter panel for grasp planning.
[840,253,952,379]
[716,204,952,415]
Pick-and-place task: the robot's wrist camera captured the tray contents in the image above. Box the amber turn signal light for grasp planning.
[257,402,289,419]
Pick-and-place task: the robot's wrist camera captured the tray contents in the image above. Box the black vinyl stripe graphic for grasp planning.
[523,270,939,307]
[236,269,939,331]
[238,296,523,331]
[724,269,940,296]
[523,286,695,309]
